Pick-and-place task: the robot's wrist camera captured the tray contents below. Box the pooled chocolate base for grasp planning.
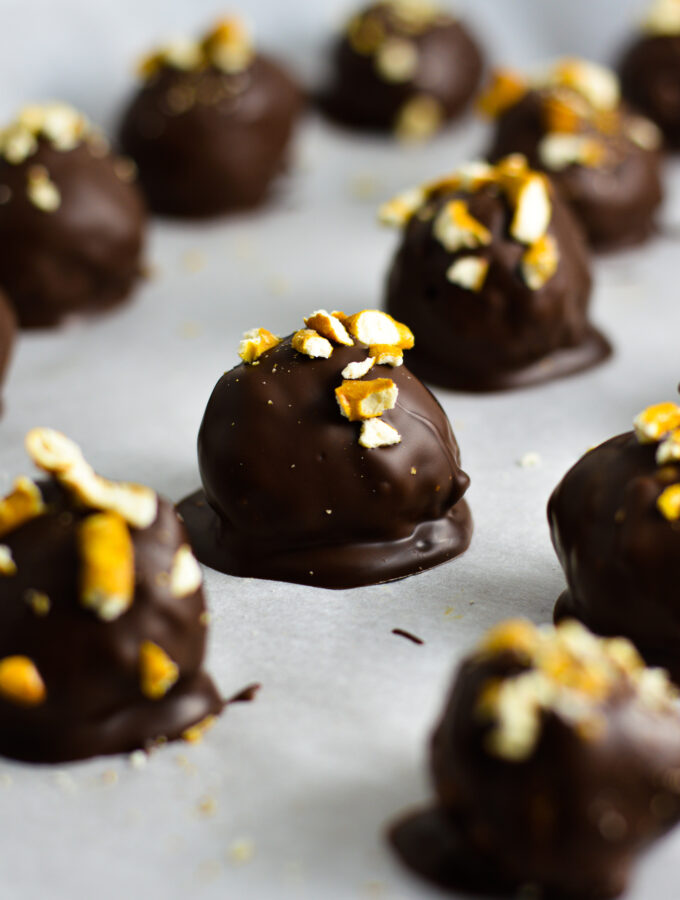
[320,17,483,133]
[401,325,611,393]
[549,432,680,684]
[0,482,222,763]
[385,182,609,393]
[0,140,146,329]
[179,489,471,589]
[180,337,472,589]
[620,35,680,151]
[487,92,663,251]
[119,56,301,218]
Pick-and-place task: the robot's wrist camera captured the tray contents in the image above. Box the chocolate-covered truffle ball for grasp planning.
[178,309,472,589]
[480,59,664,250]
[382,155,609,392]
[549,401,680,683]
[320,0,483,140]
[619,0,680,149]
[0,103,146,328]
[119,18,302,218]
[0,428,222,763]
[390,619,680,899]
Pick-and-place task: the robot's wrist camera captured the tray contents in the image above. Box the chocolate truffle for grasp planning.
[390,619,680,899]
[178,309,472,589]
[0,103,146,328]
[549,401,680,683]
[119,18,302,218]
[0,428,222,763]
[320,0,483,141]
[382,155,610,392]
[620,0,680,149]
[480,59,664,250]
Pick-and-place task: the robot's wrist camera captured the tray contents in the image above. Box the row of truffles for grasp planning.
[0,102,146,328]
[390,618,680,899]
[479,58,663,250]
[0,428,221,762]
[320,0,483,140]
[380,154,610,391]
[177,309,472,589]
[549,397,680,684]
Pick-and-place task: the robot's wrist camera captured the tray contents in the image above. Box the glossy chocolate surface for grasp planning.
[120,56,302,218]
[179,337,472,589]
[0,140,146,329]
[0,481,222,763]
[320,3,483,134]
[0,290,15,408]
[488,90,663,250]
[391,644,680,898]
[550,431,680,681]
[620,35,680,149]
[385,182,609,392]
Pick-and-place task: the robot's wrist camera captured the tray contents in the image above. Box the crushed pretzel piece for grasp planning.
[0,545,16,576]
[369,345,404,367]
[304,310,353,346]
[644,0,680,35]
[292,329,333,359]
[657,430,680,465]
[378,187,425,226]
[25,428,158,529]
[341,357,376,380]
[546,59,620,112]
[238,328,280,363]
[202,18,254,74]
[25,590,50,616]
[0,476,45,539]
[477,69,526,118]
[658,484,680,521]
[633,403,680,444]
[481,619,541,657]
[433,200,492,253]
[0,656,46,706]
[394,94,443,142]
[626,116,662,151]
[343,310,414,349]
[336,378,398,421]
[0,102,89,164]
[78,512,134,621]
[446,256,489,291]
[26,165,61,213]
[139,640,179,700]
[139,39,202,79]
[359,418,402,449]
[182,714,217,744]
[521,234,559,290]
[170,544,203,598]
[539,133,606,171]
[541,94,584,134]
[375,37,419,83]
[508,173,552,244]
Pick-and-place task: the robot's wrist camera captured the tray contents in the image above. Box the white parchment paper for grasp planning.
[0,1,678,897]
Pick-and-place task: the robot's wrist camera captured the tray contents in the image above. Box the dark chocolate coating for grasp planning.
[384,182,610,392]
[487,91,664,250]
[320,5,483,132]
[620,35,680,150]
[0,481,222,763]
[550,432,680,682]
[0,290,16,409]
[178,336,472,589]
[0,140,146,329]
[119,56,302,218]
[391,649,680,898]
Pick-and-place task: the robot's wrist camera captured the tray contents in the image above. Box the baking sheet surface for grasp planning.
[0,1,678,897]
